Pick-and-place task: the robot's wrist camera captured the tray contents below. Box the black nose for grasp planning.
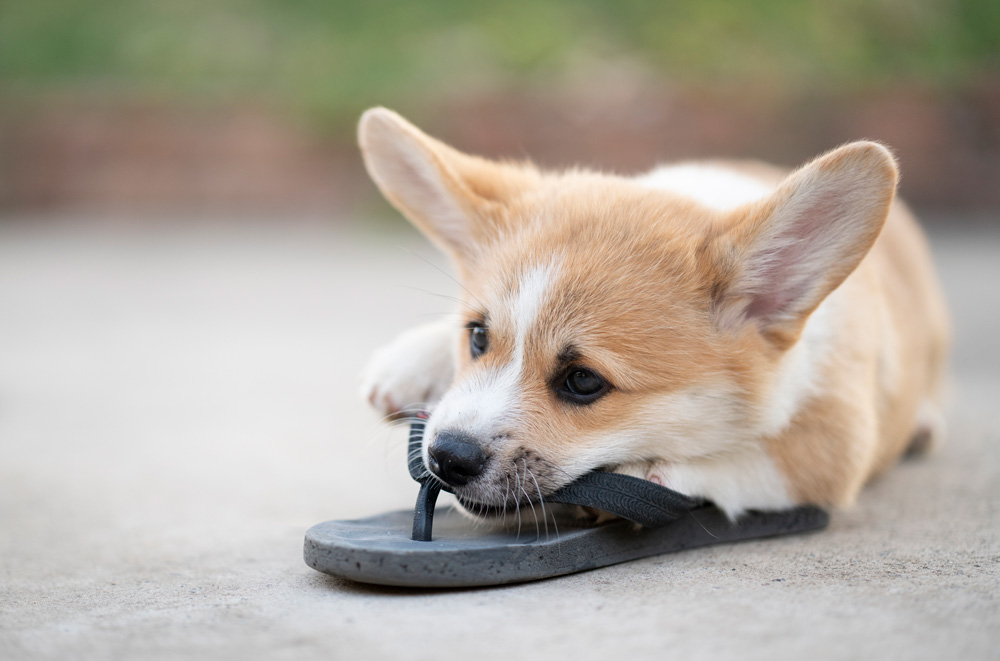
[428,431,488,487]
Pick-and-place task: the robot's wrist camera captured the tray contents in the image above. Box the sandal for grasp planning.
[304,419,828,587]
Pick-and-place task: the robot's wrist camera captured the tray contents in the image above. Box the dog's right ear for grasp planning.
[706,141,898,349]
[359,107,539,263]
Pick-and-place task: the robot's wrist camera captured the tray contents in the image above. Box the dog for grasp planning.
[357,107,949,519]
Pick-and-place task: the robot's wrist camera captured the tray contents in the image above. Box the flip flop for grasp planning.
[304,419,829,588]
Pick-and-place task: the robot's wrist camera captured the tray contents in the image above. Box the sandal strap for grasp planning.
[548,472,701,527]
[408,419,701,541]
[407,419,429,482]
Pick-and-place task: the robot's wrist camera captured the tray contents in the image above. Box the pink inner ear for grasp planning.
[743,190,845,323]
[367,124,474,254]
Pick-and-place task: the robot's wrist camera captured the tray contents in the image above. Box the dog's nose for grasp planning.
[428,431,488,487]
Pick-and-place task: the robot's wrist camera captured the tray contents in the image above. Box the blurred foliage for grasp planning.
[1,0,998,125]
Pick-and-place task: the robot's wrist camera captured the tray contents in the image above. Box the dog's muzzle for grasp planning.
[427,430,488,487]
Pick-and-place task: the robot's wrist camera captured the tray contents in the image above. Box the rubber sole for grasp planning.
[304,504,829,588]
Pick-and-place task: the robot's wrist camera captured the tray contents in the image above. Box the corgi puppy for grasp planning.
[358,107,950,519]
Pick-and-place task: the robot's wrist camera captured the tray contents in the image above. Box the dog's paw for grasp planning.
[360,321,455,418]
[612,460,676,489]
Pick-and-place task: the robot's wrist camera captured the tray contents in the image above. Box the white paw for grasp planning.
[359,320,456,418]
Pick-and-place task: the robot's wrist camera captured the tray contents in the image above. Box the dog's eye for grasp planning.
[469,324,489,359]
[558,368,609,404]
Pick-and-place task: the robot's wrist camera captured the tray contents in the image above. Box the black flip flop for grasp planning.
[304,419,829,588]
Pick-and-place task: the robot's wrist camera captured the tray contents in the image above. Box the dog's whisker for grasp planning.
[519,458,540,539]
[380,406,429,426]
[398,246,487,311]
[503,473,512,528]
[516,459,531,538]
[393,285,468,308]
[545,461,582,487]
[526,465,552,541]
[512,460,522,539]
[413,311,466,321]
[362,417,400,448]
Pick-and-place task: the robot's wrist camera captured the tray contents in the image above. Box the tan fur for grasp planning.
[359,107,950,515]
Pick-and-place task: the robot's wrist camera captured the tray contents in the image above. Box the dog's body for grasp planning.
[358,108,949,518]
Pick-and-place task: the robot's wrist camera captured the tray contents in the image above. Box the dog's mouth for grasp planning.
[446,473,553,517]
[454,494,525,518]
[449,465,605,518]
[419,434,602,516]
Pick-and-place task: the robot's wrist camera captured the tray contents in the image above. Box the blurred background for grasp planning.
[1,0,999,216]
[3,3,999,658]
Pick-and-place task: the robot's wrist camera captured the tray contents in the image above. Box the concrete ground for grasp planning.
[1,216,997,660]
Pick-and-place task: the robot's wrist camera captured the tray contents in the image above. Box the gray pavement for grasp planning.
[1,216,997,660]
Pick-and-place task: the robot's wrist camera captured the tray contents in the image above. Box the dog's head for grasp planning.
[359,107,897,513]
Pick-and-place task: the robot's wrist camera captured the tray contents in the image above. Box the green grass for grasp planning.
[1,0,997,126]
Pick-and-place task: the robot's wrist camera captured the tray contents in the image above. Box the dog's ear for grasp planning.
[358,107,539,263]
[708,141,898,348]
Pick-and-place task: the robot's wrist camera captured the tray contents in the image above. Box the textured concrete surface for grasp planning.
[1,217,997,660]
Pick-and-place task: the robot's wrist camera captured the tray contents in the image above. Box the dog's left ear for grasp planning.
[708,141,899,348]
[359,107,540,265]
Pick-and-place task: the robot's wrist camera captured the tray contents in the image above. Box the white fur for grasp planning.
[422,261,561,454]
[509,261,560,369]
[636,164,770,210]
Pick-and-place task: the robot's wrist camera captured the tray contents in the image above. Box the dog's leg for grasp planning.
[360,319,456,418]
[907,399,947,456]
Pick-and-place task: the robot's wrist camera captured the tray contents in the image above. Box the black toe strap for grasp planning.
[407,419,702,541]
[411,479,442,542]
[548,471,701,527]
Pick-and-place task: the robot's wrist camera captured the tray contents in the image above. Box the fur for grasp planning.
[358,107,950,519]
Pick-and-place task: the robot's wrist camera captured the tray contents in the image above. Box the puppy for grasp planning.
[358,107,949,519]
